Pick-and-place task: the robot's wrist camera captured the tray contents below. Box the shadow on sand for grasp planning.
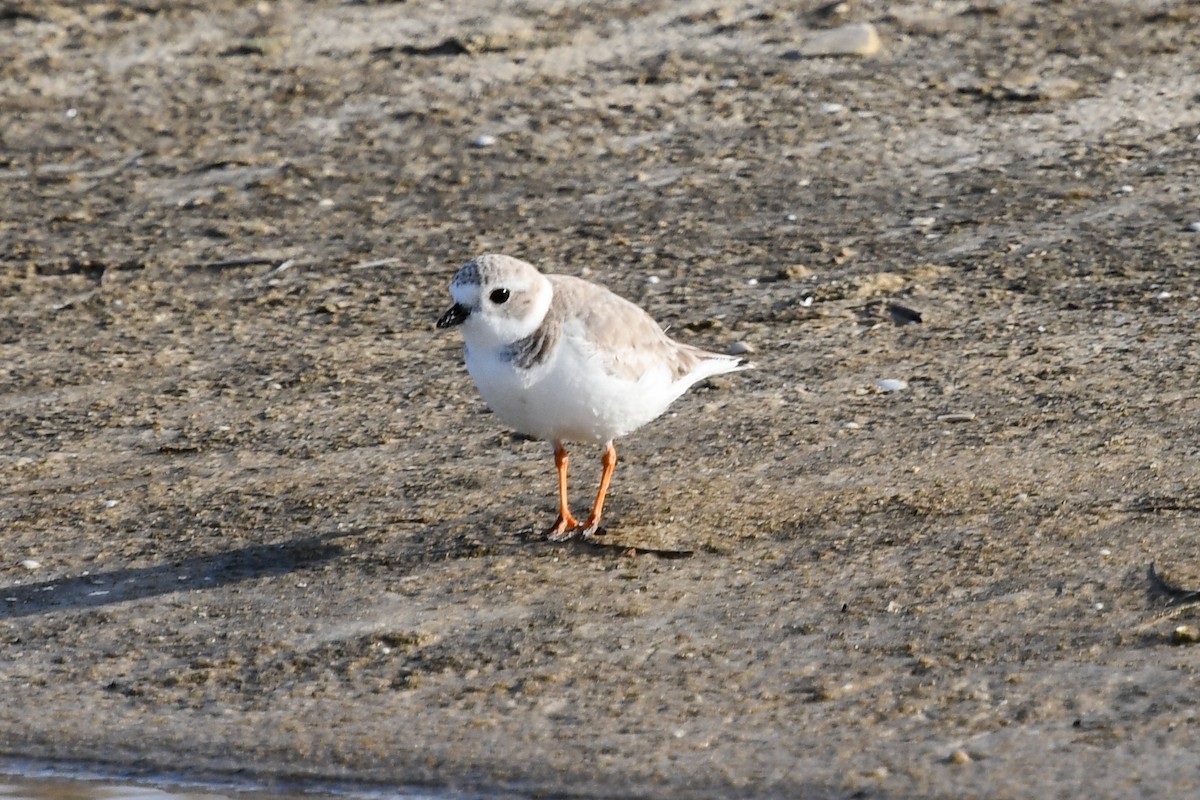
[0,535,344,619]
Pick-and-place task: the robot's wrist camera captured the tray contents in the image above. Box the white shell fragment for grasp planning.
[20,559,42,570]
[793,23,882,58]
[875,379,907,393]
[470,134,497,148]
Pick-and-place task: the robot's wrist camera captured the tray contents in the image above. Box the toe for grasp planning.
[545,514,581,541]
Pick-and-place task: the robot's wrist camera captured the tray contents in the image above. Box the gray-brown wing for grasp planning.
[547,274,711,383]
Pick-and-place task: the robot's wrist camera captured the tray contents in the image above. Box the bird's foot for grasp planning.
[545,513,582,542]
[577,516,604,540]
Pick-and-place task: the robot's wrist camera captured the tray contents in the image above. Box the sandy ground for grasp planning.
[3,1,1200,797]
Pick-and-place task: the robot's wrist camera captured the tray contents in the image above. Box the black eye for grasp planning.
[489,288,510,304]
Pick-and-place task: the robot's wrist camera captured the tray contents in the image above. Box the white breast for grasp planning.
[464,327,686,444]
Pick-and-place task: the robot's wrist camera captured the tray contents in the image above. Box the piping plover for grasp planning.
[437,253,750,540]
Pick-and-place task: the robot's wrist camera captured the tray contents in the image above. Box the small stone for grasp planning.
[1188,221,1200,233]
[20,559,41,570]
[726,341,754,356]
[811,1,851,20]
[791,23,882,58]
[909,216,937,228]
[819,102,845,114]
[470,134,497,148]
[937,412,976,423]
[875,379,907,393]
[886,302,923,325]
[948,749,972,765]
[1173,625,1200,644]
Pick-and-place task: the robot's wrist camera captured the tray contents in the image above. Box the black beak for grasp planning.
[437,303,469,329]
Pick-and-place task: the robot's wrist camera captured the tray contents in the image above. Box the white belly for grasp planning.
[464,337,684,444]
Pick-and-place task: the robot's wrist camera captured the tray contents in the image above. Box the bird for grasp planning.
[436,253,750,540]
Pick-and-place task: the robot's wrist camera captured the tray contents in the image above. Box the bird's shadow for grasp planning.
[0,534,345,619]
[521,527,696,559]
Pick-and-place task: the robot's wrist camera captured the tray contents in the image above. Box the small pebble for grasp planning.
[842,421,860,429]
[819,102,844,114]
[909,216,936,228]
[948,749,972,765]
[1117,184,1134,193]
[792,22,882,58]
[726,341,754,356]
[645,275,660,285]
[785,213,797,222]
[1099,548,1111,556]
[812,0,850,19]
[1188,221,1200,233]
[470,134,497,148]
[1173,625,1200,644]
[886,303,923,325]
[801,296,814,307]
[876,379,907,393]
[317,198,335,207]
[20,559,41,570]
[718,78,738,89]
[937,412,976,423]
[1094,602,1104,611]
[1155,291,1171,299]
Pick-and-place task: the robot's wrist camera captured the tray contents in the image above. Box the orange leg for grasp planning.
[580,441,617,538]
[545,440,581,540]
